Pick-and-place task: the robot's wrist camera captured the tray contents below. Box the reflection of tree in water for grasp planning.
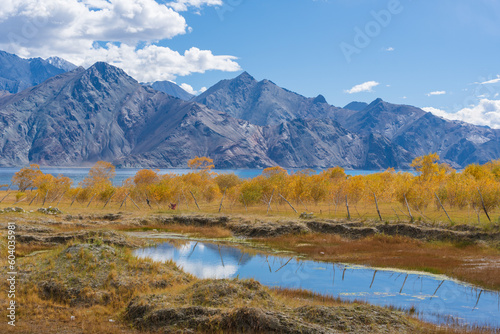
[203,243,253,266]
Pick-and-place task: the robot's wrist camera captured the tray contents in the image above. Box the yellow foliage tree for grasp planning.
[12,164,43,191]
[80,161,116,201]
[188,156,215,172]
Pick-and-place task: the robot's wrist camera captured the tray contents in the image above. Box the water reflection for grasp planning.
[134,240,500,329]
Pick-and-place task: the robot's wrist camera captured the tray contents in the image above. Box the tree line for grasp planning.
[5,154,500,224]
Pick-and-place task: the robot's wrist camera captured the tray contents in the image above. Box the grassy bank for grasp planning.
[1,209,499,333]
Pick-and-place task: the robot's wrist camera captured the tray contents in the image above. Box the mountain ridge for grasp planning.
[0,52,499,169]
[145,81,194,101]
[0,50,76,94]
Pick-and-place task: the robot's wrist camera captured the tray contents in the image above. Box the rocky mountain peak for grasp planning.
[46,57,78,72]
[235,71,256,83]
[343,101,368,112]
[313,94,327,104]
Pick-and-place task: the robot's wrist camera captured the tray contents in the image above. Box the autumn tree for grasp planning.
[134,169,160,186]
[214,173,242,192]
[188,156,215,172]
[80,161,116,201]
[33,174,72,202]
[12,164,44,191]
[411,153,451,182]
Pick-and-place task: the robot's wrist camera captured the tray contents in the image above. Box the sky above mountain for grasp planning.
[0,0,499,128]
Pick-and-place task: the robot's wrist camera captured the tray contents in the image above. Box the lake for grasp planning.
[0,167,384,189]
[133,239,500,330]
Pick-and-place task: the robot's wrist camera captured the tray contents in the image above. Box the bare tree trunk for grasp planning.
[345,195,351,220]
[279,193,297,213]
[86,193,96,208]
[373,192,382,221]
[404,194,414,222]
[190,190,201,211]
[129,195,140,209]
[103,192,115,209]
[182,190,189,210]
[478,189,492,223]
[391,207,400,221]
[218,188,227,213]
[29,192,39,206]
[267,189,275,214]
[120,193,130,209]
[56,191,67,207]
[241,194,248,212]
[0,191,10,203]
[434,192,452,224]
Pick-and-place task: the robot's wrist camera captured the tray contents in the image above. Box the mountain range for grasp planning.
[146,81,194,101]
[0,50,499,169]
[0,51,76,94]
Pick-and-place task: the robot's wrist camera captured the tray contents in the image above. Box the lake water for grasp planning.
[134,239,500,329]
[0,167,382,189]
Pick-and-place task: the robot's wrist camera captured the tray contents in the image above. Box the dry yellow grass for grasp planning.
[2,189,499,228]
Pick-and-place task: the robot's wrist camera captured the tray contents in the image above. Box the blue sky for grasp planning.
[168,0,500,115]
[1,0,499,127]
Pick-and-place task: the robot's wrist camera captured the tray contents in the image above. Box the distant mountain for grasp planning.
[194,72,344,126]
[46,57,78,72]
[333,98,500,167]
[344,101,368,112]
[0,90,11,99]
[0,50,71,94]
[1,56,499,169]
[0,63,186,166]
[193,73,500,168]
[116,103,275,168]
[0,62,405,169]
[148,81,194,101]
[339,98,426,138]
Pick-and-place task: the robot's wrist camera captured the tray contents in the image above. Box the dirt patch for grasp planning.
[126,297,330,333]
[63,213,124,221]
[146,214,500,245]
[126,285,416,334]
[305,221,377,239]
[230,220,310,238]
[177,279,274,308]
[152,215,230,227]
[375,223,500,243]
[217,307,327,334]
[295,304,412,333]
[17,230,140,248]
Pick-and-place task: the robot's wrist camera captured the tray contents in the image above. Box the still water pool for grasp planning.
[134,240,500,329]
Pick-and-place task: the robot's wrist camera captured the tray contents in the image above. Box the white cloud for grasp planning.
[0,0,240,82]
[178,83,208,95]
[344,81,379,94]
[422,107,450,119]
[385,47,395,52]
[168,0,222,12]
[478,75,500,85]
[79,43,240,82]
[423,99,500,129]
[180,83,196,95]
[427,91,446,96]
